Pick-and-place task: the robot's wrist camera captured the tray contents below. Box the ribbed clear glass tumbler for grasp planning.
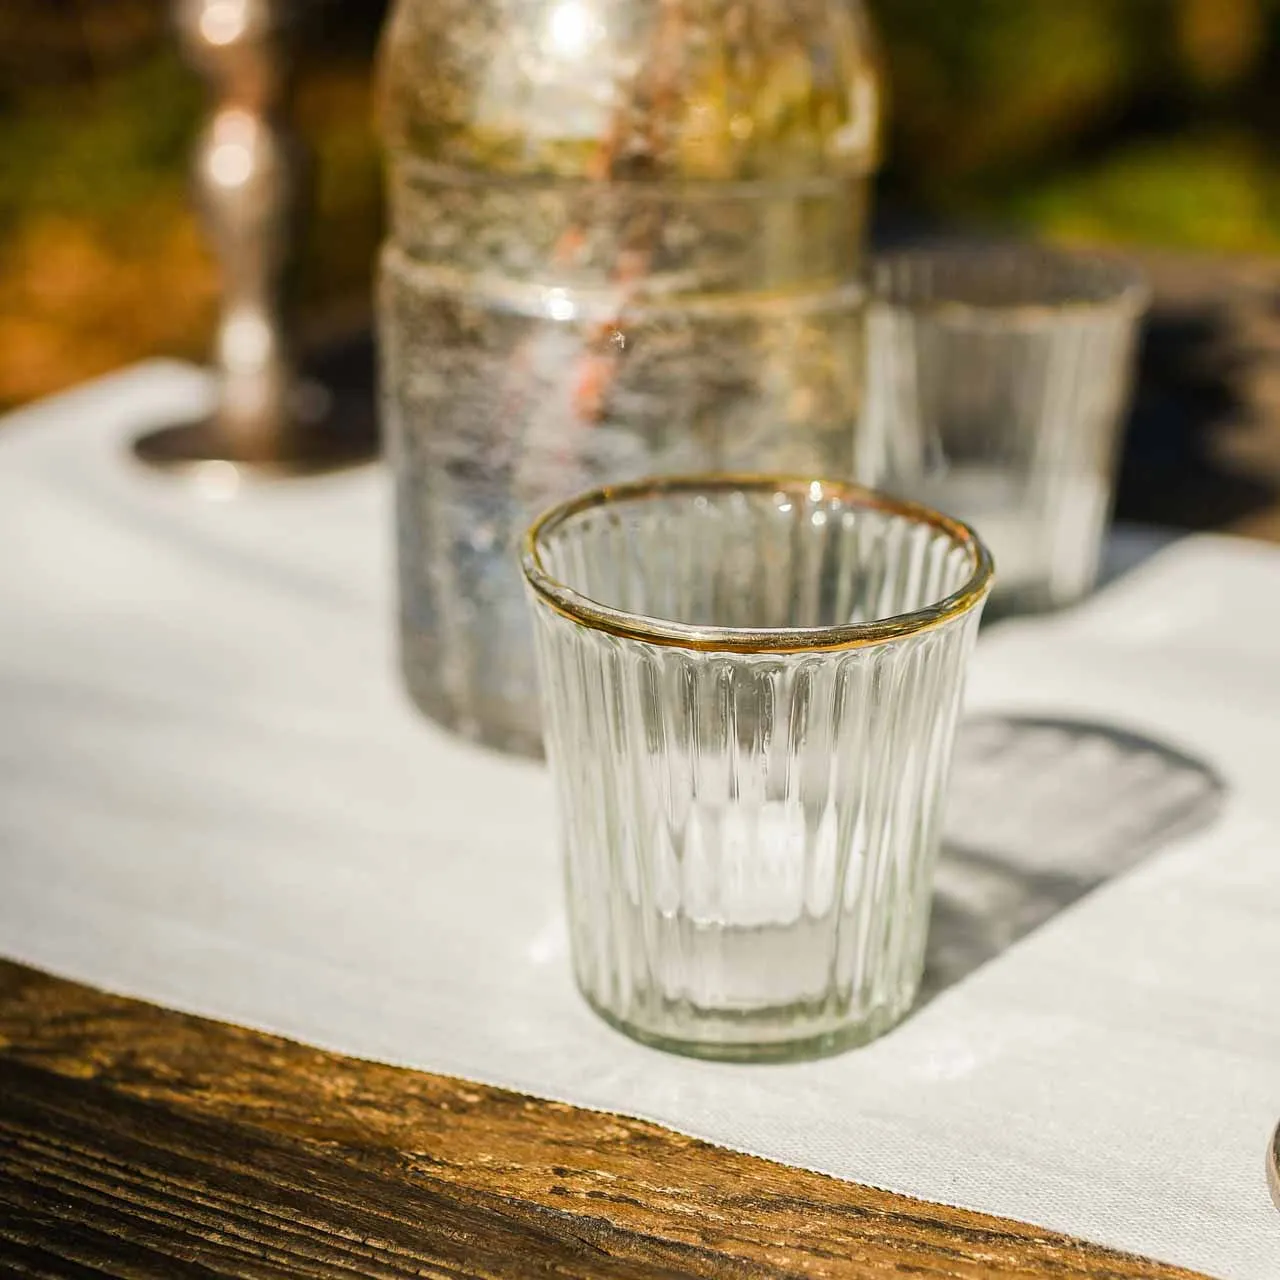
[522,476,993,1060]
[861,247,1147,613]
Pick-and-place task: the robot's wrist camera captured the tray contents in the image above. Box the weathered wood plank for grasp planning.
[0,961,1205,1279]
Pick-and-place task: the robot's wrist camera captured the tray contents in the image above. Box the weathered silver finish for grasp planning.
[135,0,373,477]
[379,0,883,753]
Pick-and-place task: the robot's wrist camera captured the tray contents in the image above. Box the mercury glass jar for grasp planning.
[377,0,882,755]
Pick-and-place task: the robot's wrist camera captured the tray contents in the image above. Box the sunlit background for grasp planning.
[1,0,1277,411]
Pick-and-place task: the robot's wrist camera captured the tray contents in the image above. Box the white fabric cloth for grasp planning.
[2,362,1278,1278]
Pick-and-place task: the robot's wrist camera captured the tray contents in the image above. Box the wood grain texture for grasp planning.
[0,961,1206,1279]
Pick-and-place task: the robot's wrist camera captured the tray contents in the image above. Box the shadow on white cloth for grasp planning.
[922,714,1225,1004]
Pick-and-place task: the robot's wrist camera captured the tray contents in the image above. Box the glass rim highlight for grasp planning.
[866,244,1150,325]
[521,474,995,654]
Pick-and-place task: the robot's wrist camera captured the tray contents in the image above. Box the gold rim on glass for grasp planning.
[522,474,994,654]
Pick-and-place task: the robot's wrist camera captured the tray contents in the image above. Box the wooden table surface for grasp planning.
[0,961,1208,1279]
[2,254,1277,1278]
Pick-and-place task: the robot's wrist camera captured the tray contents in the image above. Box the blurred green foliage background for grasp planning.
[0,0,1277,407]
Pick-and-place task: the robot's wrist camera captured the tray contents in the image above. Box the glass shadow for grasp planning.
[918,714,1226,1005]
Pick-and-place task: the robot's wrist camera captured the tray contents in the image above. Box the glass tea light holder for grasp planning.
[860,246,1148,614]
[521,476,992,1061]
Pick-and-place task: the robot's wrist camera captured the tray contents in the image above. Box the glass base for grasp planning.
[400,658,545,759]
[131,392,376,479]
[981,584,1062,624]
[981,578,1094,623]
[580,984,917,1064]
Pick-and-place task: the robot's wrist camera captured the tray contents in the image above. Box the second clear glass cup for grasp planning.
[861,246,1148,613]
[522,476,993,1060]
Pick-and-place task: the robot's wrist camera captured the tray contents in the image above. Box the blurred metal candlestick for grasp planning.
[135,0,375,477]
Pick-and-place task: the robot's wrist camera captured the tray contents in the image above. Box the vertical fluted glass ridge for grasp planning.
[525,480,989,1060]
